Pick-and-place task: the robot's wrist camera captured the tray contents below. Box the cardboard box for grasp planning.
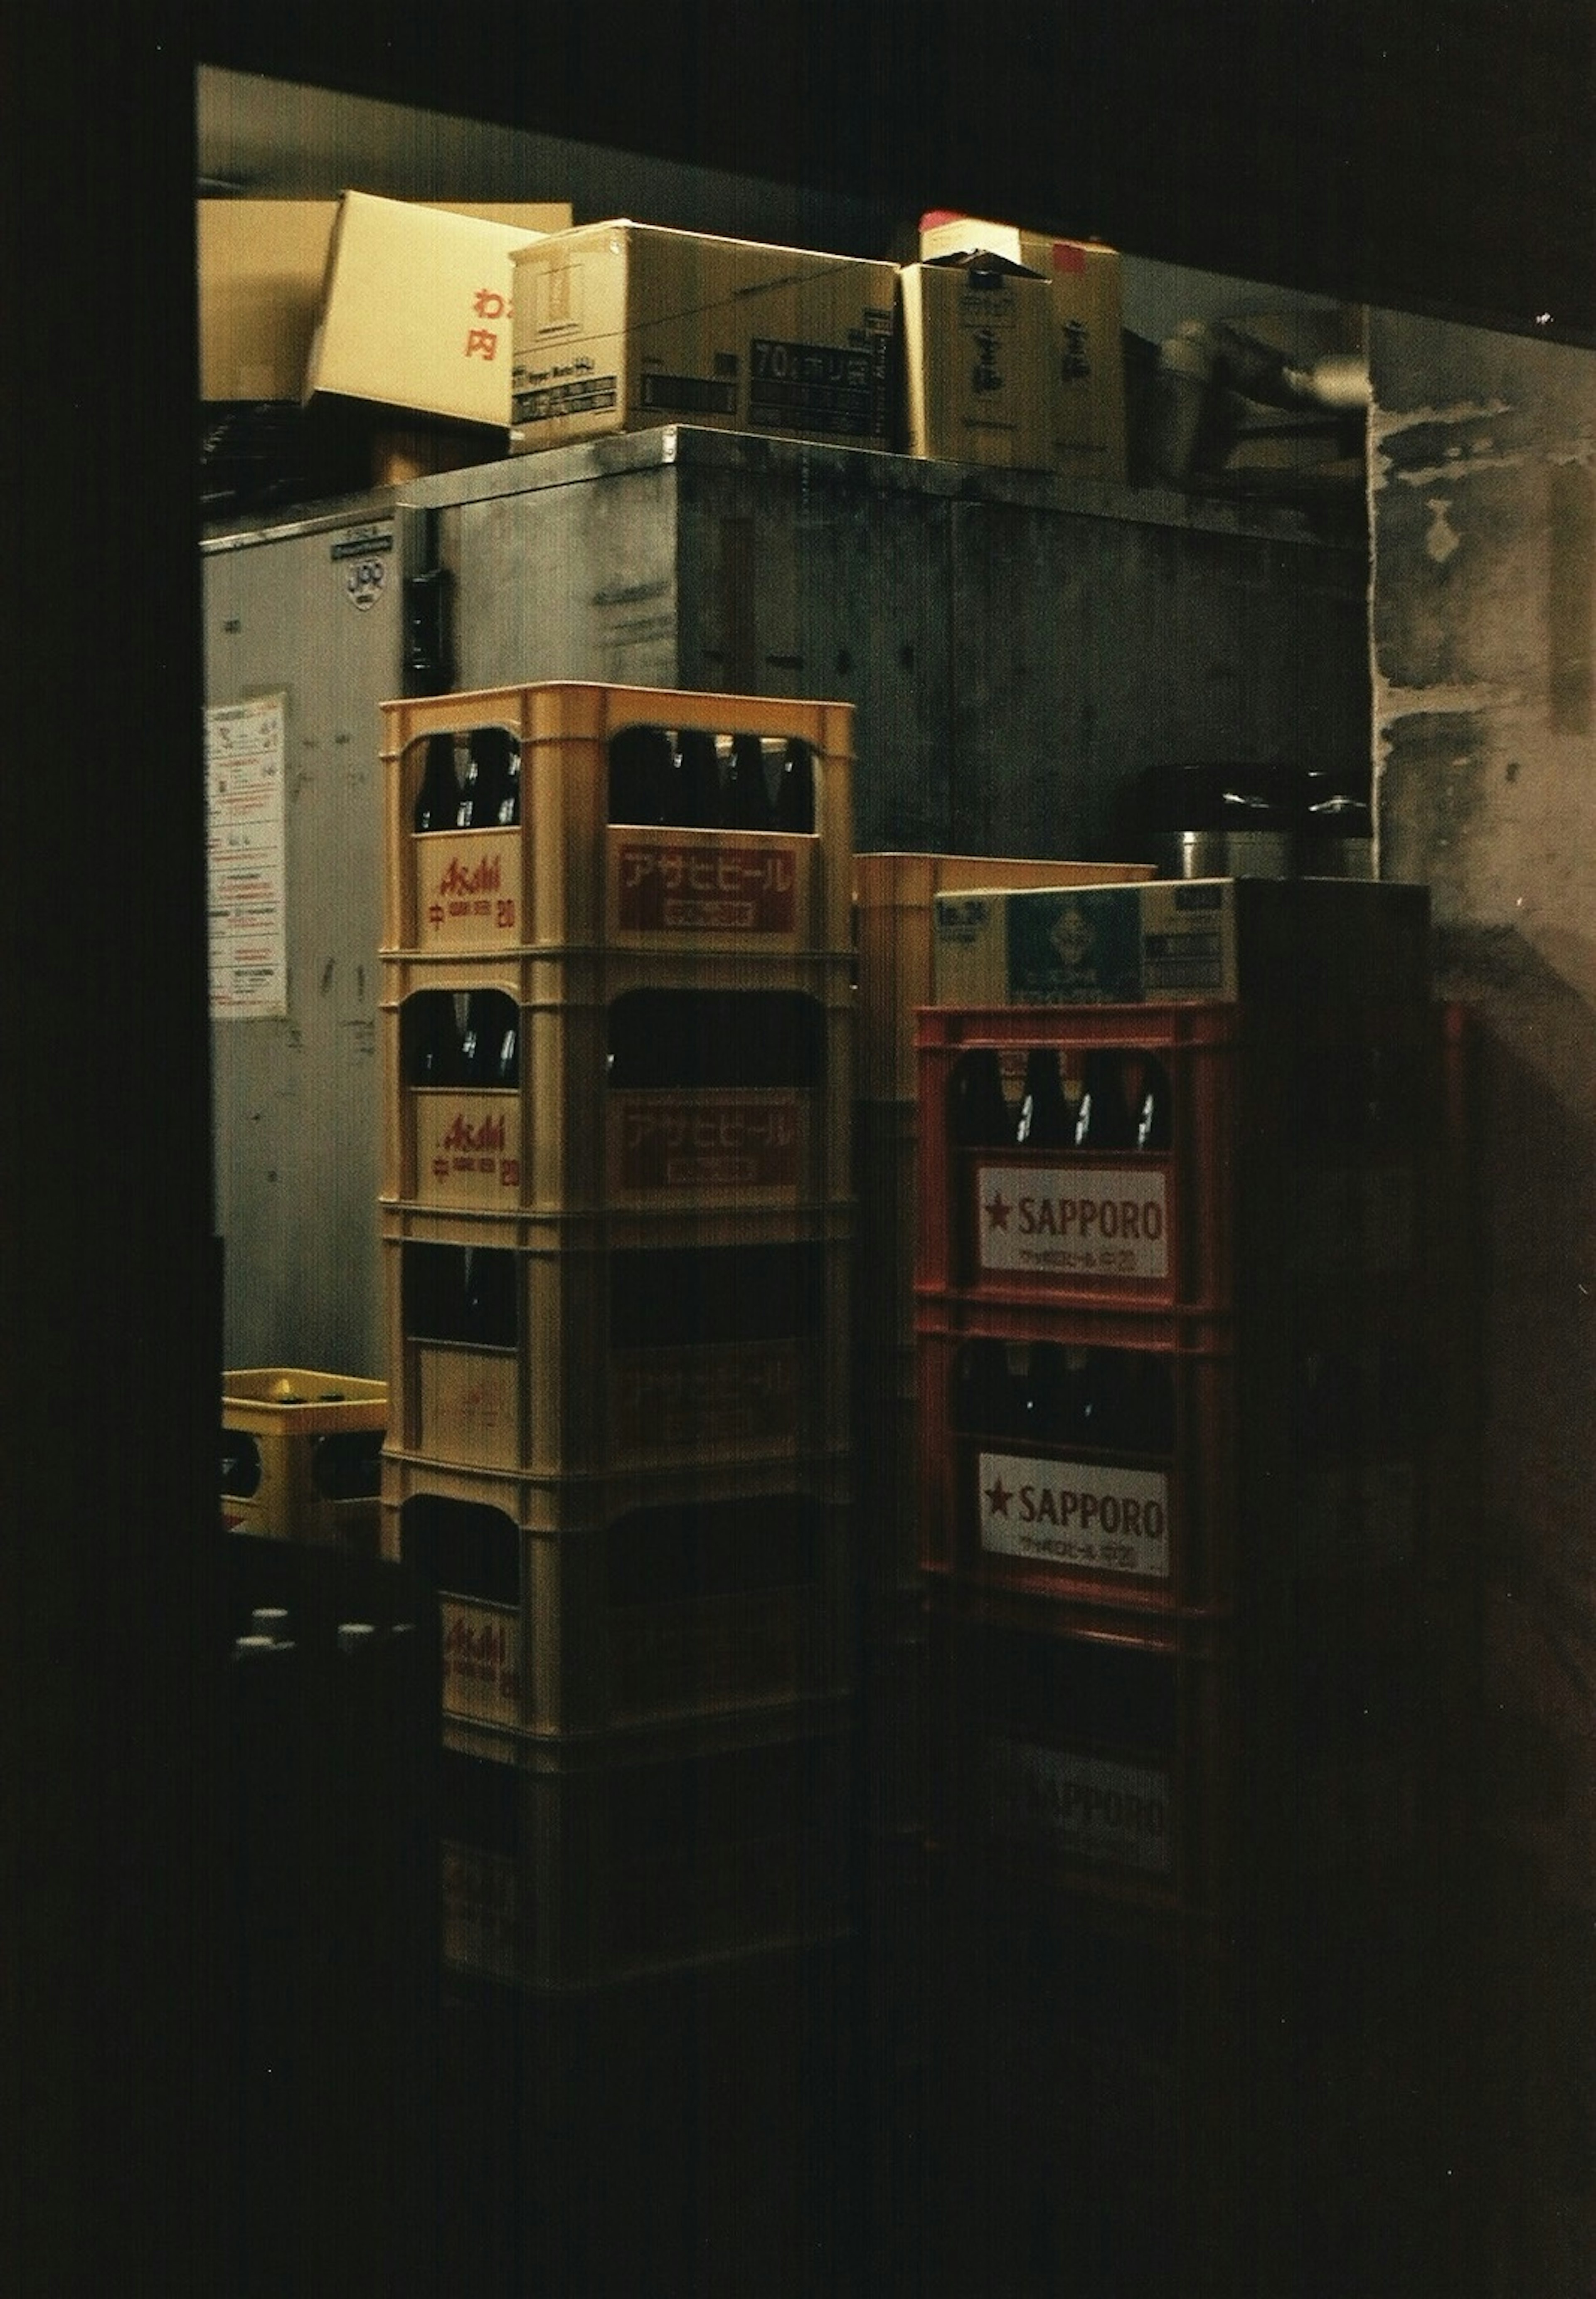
[302,192,574,426]
[917,212,1126,482]
[898,256,1056,468]
[200,197,571,405]
[509,221,897,454]
[931,878,1432,1006]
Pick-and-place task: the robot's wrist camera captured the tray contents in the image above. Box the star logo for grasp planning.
[984,1476,1013,1518]
[984,1190,1012,1231]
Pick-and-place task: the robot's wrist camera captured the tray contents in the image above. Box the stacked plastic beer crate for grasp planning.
[850,850,1153,2290]
[914,876,1458,2299]
[378,681,858,2294]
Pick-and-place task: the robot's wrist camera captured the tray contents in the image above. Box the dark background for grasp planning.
[4,3,1590,2287]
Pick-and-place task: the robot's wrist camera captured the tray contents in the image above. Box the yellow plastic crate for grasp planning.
[438,1705,855,1988]
[379,1451,855,1737]
[379,950,852,1217]
[381,1203,852,1478]
[382,681,853,962]
[221,1368,387,1553]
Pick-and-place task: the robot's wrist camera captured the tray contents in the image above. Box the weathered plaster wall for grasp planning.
[1371,310,1596,2297]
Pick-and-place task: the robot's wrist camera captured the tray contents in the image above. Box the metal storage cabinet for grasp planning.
[203,426,1369,1375]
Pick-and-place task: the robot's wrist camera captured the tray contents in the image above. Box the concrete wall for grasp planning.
[1371,310,1596,2296]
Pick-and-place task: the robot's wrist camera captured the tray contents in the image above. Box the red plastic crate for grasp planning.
[916,1001,1443,1318]
[917,1005,1241,1313]
[924,1593,1241,1922]
[916,1316,1239,1614]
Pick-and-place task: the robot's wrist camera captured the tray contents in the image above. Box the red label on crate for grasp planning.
[617,839,798,934]
[978,1450,1171,1579]
[440,1601,520,1723]
[422,838,518,936]
[611,1341,804,1452]
[615,1094,804,1191]
[976,1163,1169,1281]
[985,1735,1172,1873]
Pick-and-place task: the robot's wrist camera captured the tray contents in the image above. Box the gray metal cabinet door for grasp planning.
[204,511,400,1376]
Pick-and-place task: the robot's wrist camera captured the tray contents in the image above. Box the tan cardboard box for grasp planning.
[917,212,1126,482]
[932,878,1432,1005]
[200,197,571,405]
[898,257,1055,468]
[302,192,574,425]
[509,220,897,454]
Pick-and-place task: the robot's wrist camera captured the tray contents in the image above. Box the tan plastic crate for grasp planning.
[438,1705,855,1988]
[383,681,853,961]
[853,853,1154,1104]
[222,1369,387,1553]
[382,1203,853,1477]
[379,1455,854,1737]
[380,951,852,1217]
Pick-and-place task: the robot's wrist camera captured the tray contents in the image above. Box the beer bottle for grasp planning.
[456,727,510,828]
[952,1339,1020,1438]
[1015,1048,1074,1147]
[491,729,521,828]
[1117,1353,1177,1454]
[1072,1050,1132,1151]
[672,728,722,827]
[1126,1055,1173,1152]
[772,739,816,833]
[408,991,465,1087]
[412,733,459,832]
[1017,1342,1071,1444]
[461,991,518,1087]
[609,724,671,825]
[725,732,774,830]
[950,1049,1013,1145]
[462,1247,517,1349]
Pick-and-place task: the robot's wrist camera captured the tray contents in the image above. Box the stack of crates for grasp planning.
[378,680,859,2296]
[913,875,1465,2299]
[850,850,1152,2292]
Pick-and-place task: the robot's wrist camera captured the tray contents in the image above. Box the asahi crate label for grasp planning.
[440,1599,520,1727]
[616,838,799,935]
[421,1095,521,1202]
[976,1163,1169,1280]
[978,1450,1171,1579]
[615,1093,805,1192]
[419,833,520,942]
[986,1735,1172,1873]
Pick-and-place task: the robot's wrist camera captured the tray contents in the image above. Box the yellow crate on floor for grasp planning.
[383,681,853,961]
[379,1450,855,1737]
[853,852,1154,1103]
[382,1202,852,1478]
[379,950,853,1217]
[221,1369,387,1553]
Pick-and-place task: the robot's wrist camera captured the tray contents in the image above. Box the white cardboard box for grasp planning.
[898,256,1056,468]
[302,192,573,425]
[917,212,1126,481]
[200,198,571,405]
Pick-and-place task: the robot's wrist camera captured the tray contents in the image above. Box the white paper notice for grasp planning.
[207,695,288,1018]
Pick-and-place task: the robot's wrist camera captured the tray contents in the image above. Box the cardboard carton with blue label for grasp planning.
[932,878,1431,1005]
